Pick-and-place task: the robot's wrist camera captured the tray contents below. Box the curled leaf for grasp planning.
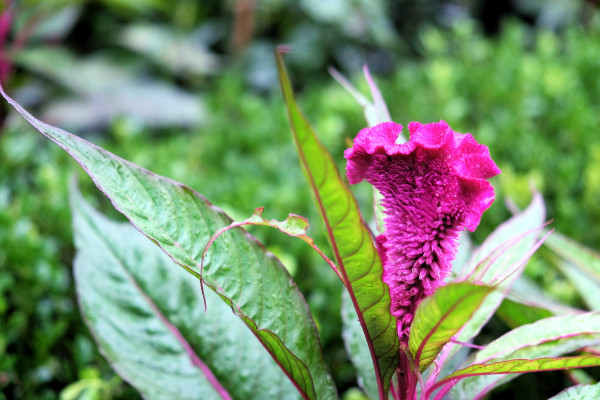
[201,207,342,283]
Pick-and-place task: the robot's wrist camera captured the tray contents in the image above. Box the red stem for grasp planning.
[396,349,418,400]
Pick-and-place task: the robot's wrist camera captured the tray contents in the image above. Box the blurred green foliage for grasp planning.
[1,0,599,398]
[379,18,600,249]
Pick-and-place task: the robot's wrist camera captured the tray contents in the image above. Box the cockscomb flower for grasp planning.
[345,121,501,342]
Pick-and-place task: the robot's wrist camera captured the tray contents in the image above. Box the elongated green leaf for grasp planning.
[507,275,577,316]
[71,186,300,399]
[549,382,600,400]
[546,231,600,310]
[328,66,399,238]
[408,282,493,372]
[450,313,600,399]
[1,86,336,400]
[556,259,600,311]
[432,355,600,397]
[545,231,600,279]
[475,312,600,363]
[496,298,554,329]
[276,51,399,396]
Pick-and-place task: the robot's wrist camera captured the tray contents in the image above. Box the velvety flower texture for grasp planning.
[345,121,501,342]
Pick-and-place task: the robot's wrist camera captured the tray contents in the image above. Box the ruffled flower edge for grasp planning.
[344,120,501,232]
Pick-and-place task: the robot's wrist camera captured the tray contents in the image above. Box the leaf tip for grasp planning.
[276,44,292,55]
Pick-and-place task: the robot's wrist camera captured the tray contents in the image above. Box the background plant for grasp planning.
[1,1,600,399]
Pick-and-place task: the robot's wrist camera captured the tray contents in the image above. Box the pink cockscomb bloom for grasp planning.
[345,121,501,342]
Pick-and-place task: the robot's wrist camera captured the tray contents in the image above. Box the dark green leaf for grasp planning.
[496,298,554,329]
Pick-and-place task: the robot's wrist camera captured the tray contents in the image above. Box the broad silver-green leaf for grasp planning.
[459,192,546,285]
[556,259,600,311]
[548,382,600,400]
[545,231,600,279]
[120,23,221,76]
[507,275,576,316]
[450,313,600,399]
[341,291,378,400]
[546,231,600,311]
[474,312,600,363]
[435,356,600,399]
[1,86,336,400]
[14,48,206,129]
[71,187,300,399]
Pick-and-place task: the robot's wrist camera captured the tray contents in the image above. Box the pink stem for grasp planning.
[0,0,13,83]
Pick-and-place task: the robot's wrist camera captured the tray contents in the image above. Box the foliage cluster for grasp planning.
[4,51,600,400]
[0,2,599,398]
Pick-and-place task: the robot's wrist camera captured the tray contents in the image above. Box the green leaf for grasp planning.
[495,298,554,329]
[556,259,600,311]
[71,186,301,399]
[432,355,600,397]
[408,282,493,372]
[276,50,399,396]
[449,313,600,399]
[546,231,600,310]
[507,275,576,316]
[474,312,600,363]
[328,66,400,236]
[1,86,336,400]
[548,382,600,400]
[441,193,546,366]
[14,48,206,130]
[545,231,600,279]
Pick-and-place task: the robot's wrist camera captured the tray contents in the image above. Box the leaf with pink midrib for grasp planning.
[1,85,336,400]
[276,50,399,397]
[474,312,600,364]
[445,312,600,399]
[408,282,493,372]
[72,186,303,399]
[430,355,600,399]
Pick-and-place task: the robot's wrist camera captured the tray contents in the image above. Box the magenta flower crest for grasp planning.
[345,121,501,342]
